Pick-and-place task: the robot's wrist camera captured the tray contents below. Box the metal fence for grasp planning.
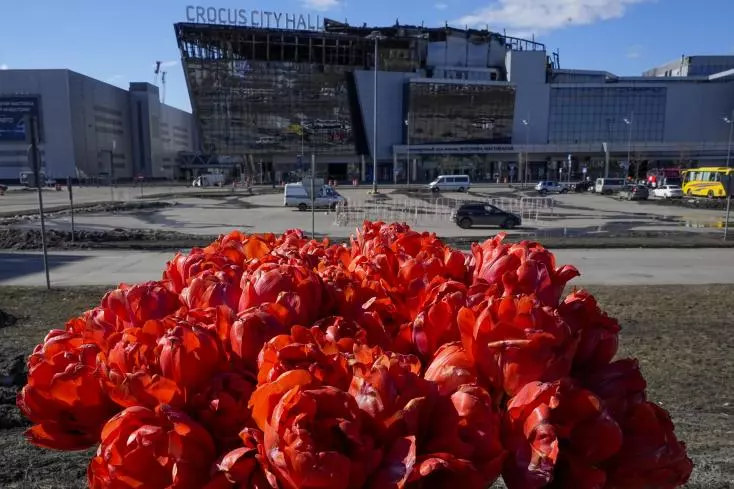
[333,196,555,227]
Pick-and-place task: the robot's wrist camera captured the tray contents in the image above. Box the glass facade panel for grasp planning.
[187,60,357,156]
[407,82,516,144]
[548,86,667,144]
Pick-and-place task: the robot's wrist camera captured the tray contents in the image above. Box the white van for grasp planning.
[595,178,626,195]
[284,183,345,211]
[428,174,471,193]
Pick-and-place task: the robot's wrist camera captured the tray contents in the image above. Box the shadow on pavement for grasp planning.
[0,252,89,283]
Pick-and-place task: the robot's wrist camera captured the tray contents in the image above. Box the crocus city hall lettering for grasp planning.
[185,5,322,30]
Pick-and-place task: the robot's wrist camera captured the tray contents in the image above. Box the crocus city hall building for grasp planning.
[175,13,734,183]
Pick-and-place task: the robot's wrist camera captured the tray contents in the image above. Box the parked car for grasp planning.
[617,184,649,201]
[284,182,345,211]
[535,180,568,195]
[571,180,594,193]
[595,178,627,195]
[652,184,683,199]
[428,175,471,193]
[451,203,521,229]
[535,181,569,195]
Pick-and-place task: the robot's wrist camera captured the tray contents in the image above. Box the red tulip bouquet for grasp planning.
[18,222,692,489]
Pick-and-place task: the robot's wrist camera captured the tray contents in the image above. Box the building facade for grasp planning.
[0,69,197,182]
[175,20,734,183]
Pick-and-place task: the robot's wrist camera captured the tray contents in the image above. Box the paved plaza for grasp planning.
[1,184,729,240]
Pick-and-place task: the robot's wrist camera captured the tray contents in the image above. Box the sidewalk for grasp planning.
[2,248,733,287]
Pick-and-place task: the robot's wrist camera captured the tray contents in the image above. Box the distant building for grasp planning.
[0,70,197,182]
[174,20,734,183]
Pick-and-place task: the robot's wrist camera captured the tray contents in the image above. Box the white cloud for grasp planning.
[435,2,448,9]
[0,64,8,70]
[456,0,651,36]
[302,0,340,11]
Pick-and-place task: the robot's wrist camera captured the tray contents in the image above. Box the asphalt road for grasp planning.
[1,248,732,287]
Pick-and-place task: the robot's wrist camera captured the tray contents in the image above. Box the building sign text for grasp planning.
[185,6,322,31]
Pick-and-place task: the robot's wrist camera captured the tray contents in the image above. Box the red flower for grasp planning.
[458,296,577,397]
[349,351,434,443]
[257,325,351,390]
[65,282,181,352]
[578,359,647,419]
[16,330,118,450]
[191,372,257,450]
[204,428,278,489]
[263,385,383,489]
[88,405,216,489]
[423,342,478,396]
[230,303,291,373]
[239,263,324,325]
[471,236,579,307]
[558,290,621,370]
[180,272,242,310]
[164,250,237,293]
[158,322,225,392]
[405,454,487,488]
[502,380,623,489]
[423,384,506,486]
[395,281,466,360]
[99,321,183,408]
[604,401,693,489]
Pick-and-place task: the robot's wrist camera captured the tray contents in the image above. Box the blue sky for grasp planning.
[1,0,733,112]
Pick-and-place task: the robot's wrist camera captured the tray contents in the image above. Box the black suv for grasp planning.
[451,203,522,229]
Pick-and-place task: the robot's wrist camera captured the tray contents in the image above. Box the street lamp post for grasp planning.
[521,119,530,189]
[724,114,733,240]
[623,114,633,182]
[367,31,386,194]
[724,114,733,168]
[405,117,410,187]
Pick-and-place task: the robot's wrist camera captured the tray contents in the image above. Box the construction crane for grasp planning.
[154,61,162,85]
[161,72,167,104]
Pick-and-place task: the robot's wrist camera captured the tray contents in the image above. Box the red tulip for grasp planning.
[88,404,216,489]
[191,372,257,451]
[423,384,505,486]
[457,295,577,397]
[16,330,118,450]
[100,321,183,408]
[502,379,623,489]
[423,342,478,396]
[349,351,434,443]
[204,231,273,265]
[395,281,466,360]
[604,401,693,489]
[204,428,278,489]
[257,325,351,390]
[405,454,487,488]
[180,305,236,354]
[239,263,324,325]
[65,282,181,352]
[578,359,647,419]
[102,281,182,328]
[263,385,383,489]
[230,303,291,373]
[471,236,579,307]
[164,250,235,293]
[180,272,242,310]
[558,289,621,370]
[158,321,226,393]
[366,435,417,489]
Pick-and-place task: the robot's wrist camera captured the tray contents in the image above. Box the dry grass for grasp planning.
[0,285,732,488]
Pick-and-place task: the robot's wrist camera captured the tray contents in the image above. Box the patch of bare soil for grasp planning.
[0,285,731,488]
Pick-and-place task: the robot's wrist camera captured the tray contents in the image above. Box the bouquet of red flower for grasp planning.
[17,222,692,489]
